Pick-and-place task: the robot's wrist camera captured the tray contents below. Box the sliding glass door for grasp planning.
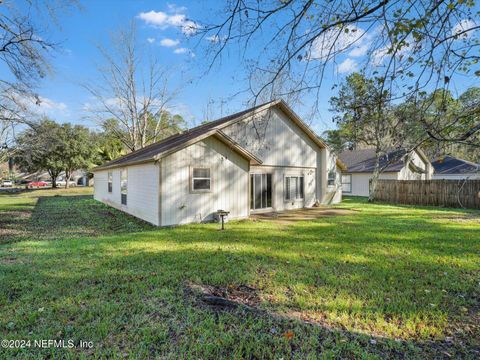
[250,173,272,210]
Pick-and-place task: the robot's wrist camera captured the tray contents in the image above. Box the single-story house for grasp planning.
[93,100,345,226]
[338,148,432,196]
[431,155,479,180]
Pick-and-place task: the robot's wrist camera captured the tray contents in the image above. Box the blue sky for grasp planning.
[16,1,480,135]
[13,0,346,134]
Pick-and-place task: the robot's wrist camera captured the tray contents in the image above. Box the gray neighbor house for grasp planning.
[338,148,433,197]
[93,100,345,226]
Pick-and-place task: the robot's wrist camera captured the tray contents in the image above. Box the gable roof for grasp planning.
[339,148,409,173]
[431,155,479,174]
[94,100,339,171]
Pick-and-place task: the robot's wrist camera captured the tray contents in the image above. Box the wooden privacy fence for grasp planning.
[372,180,480,209]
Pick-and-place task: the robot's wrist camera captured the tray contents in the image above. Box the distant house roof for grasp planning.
[94,100,343,171]
[339,148,409,173]
[431,155,479,175]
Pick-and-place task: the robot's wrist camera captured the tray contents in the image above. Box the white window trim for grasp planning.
[284,174,305,201]
[190,166,212,193]
[108,172,113,193]
[120,169,127,205]
[327,170,336,187]
[341,174,352,193]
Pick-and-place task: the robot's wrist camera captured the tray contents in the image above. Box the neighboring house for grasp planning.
[16,170,91,185]
[431,155,480,180]
[93,100,345,226]
[339,148,432,197]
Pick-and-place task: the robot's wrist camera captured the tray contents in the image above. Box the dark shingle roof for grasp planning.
[94,101,273,170]
[93,99,345,171]
[339,148,408,173]
[431,155,479,174]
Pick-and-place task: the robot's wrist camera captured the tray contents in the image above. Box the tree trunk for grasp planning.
[368,154,381,202]
[65,170,71,189]
[52,177,57,188]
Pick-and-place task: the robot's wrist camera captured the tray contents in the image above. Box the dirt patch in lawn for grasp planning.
[187,282,261,310]
[430,213,480,223]
[0,210,31,243]
[251,207,357,224]
[186,282,478,358]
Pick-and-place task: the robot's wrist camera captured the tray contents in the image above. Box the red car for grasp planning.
[27,181,49,189]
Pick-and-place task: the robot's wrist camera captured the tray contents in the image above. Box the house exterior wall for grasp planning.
[249,165,317,211]
[399,150,432,180]
[222,107,341,210]
[432,173,480,180]
[160,136,249,226]
[94,162,160,225]
[345,172,398,197]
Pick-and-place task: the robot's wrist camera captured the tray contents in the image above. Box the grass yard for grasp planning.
[0,189,479,358]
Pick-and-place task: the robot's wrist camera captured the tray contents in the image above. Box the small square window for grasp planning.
[191,167,211,192]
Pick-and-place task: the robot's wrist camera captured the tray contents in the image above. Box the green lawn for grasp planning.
[0,189,478,358]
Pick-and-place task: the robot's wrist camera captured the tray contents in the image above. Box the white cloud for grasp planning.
[173,47,195,57]
[349,43,370,57]
[167,3,187,13]
[137,9,199,36]
[138,11,169,27]
[173,47,188,54]
[337,58,358,74]
[452,19,477,39]
[147,37,155,44]
[371,37,415,67]
[37,97,67,110]
[310,25,368,60]
[206,34,227,43]
[159,38,180,47]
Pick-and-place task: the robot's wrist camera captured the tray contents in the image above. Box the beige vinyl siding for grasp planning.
[160,137,249,226]
[399,150,431,180]
[250,165,317,211]
[432,173,480,180]
[222,107,341,207]
[222,107,318,168]
[94,162,160,225]
[348,172,398,197]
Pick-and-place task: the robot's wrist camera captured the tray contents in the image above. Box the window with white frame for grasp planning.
[327,170,336,186]
[191,167,211,192]
[120,169,127,205]
[284,176,304,200]
[108,172,113,193]
[341,174,352,193]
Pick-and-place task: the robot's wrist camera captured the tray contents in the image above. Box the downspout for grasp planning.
[157,159,162,226]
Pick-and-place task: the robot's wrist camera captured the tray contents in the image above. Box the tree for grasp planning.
[322,129,351,154]
[330,73,405,201]
[1,1,77,124]
[93,119,127,163]
[200,0,480,148]
[14,119,97,188]
[84,24,182,152]
[14,119,64,188]
[396,87,480,162]
[58,123,97,188]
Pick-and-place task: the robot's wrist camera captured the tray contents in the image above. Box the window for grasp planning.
[120,169,127,205]
[284,176,304,200]
[341,174,352,193]
[108,172,113,193]
[191,167,211,192]
[327,171,336,186]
